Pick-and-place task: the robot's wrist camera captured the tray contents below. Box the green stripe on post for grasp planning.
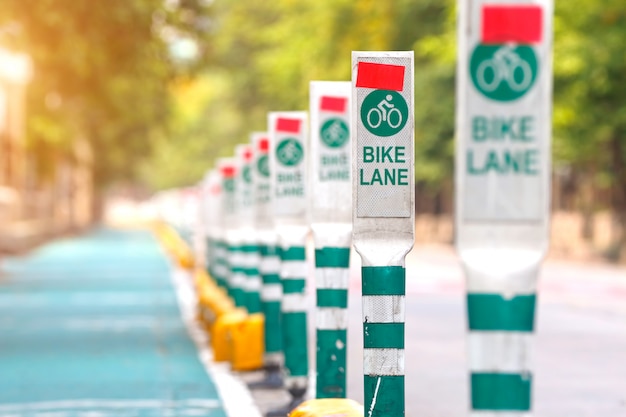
[362,266,406,296]
[240,244,260,253]
[282,312,309,377]
[364,375,404,417]
[317,289,348,308]
[315,248,350,268]
[282,279,306,294]
[263,301,282,353]
[363,323,404,349]
[316,329,347,398]
[467,294,536,332]
[281,247,306,261]
[471,372,532,411]
[261,273,281,285]
[246,292,262,314]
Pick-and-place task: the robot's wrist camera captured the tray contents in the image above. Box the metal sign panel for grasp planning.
[310,81,352,224]
[251,132,272,228]
[236,144,256,227]
[268,111,308,223]
[457,0,552,224]
[353,53,414,219]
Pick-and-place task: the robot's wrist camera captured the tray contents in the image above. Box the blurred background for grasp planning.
[0,0,624,261]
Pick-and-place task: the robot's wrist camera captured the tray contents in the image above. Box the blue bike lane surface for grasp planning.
[0,228,228,417]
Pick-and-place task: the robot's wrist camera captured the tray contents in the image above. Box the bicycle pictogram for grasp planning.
[470,44,538,102]
[320,118,349,148]
[360,90,408,137]
[366,94,403,130]
[276,138,304,167]
[476,46,532,93]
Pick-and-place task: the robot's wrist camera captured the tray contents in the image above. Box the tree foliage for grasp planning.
[0,0,211,185]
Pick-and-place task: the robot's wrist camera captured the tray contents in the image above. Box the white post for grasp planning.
[218,157,243,305]
[251,132,284,388]
[352,51,415,417]
[455,1,553,415]
[236,144,262,314]
[268,111,310,413]
[309,81,353,399]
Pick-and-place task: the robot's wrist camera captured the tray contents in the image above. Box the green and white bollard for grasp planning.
[267,112,310,415]
[218,158,245,307]
[352,52,414,417]
[250,132,284,389]
[309,81,353,399]
[455,1,553,415]
[236,144,262,314]
[202,169,222,284]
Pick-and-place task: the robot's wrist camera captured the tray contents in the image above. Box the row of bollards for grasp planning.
[155,1,554,416]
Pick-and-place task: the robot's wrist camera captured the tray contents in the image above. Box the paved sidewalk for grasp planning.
[0,229,228,417]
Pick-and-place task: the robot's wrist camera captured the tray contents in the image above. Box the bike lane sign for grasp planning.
[457,1,553,223]
[353,53,414,218]
[268,111,308,221]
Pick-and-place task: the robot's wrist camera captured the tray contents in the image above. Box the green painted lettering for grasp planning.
[395,147,406,163]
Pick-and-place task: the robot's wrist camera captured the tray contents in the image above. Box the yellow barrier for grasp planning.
[212,309,247,362]
[289,399,364,417]
[153,223,195,269]
[230,313,265,371]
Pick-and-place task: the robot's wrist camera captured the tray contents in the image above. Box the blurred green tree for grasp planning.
[0,0,212,186]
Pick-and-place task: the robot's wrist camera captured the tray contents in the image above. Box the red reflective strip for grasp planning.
[242,146,253,162]
[320,96,347,113]
[355,62,405,91]
[276,118,301,133]
[482,5,543,44]
[221,166,236,178]
[258,137,269,152]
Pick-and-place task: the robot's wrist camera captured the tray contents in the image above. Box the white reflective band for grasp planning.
[362,295,405,323]
[259,257,281,274]
[468,332,533,373]
[282,293,307,312]
[471,412,531,417]
[461,249,541,294]
[229,252,245,265]
[242,277,262,292]
[363,349,405,376]
[230,274,246,288]
[316,308,348,330]
[281,261,307,278]
[315,268,349,289]
[239,252,261,268]
[261,284,282,301]
[214,264,229,277]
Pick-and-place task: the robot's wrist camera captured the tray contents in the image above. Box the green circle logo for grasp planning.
[242,165,252,184]
[360,90,408,137]
[257,155,269,177]
[470,44,538,101]
[320,118,349,148]
[276,138,303,167]
[223,178,235,193]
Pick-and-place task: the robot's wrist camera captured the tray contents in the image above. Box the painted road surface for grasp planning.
[0,229,227,417]
[341,245,626,416]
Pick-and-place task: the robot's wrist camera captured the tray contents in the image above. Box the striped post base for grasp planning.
[240,244,262,314]
[280,245,309,399]
[315,247,350,399]
[227,244,247,308]
[259,244,283,362]
[362,266,405,417]
[468,293,536,415]
[212,240,228,290]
